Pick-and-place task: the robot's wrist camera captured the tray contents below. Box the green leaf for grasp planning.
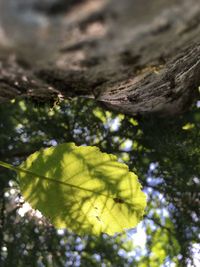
[18,143,146,236]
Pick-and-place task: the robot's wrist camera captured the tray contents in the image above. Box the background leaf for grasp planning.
[18,143,146,236]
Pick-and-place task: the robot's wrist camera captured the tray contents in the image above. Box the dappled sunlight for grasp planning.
[1,98,200,266]
[18,142,146,236]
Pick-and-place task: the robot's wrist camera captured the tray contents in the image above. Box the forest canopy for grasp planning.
[0,98,199,266]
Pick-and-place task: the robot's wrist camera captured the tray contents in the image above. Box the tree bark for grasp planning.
[0,0,200,116]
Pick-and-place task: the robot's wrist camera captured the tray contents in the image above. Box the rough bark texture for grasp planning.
[0,0,200,116]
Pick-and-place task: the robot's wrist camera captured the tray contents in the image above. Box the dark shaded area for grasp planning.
[33,0,86,16]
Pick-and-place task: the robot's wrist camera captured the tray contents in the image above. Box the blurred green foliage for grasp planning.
[0,98,199,266]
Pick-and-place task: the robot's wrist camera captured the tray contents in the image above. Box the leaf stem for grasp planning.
[0,161,137,204]
[0,160,111,198]
[0,161,18,173]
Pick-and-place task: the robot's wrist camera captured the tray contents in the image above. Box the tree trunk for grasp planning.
[0,0,200,116]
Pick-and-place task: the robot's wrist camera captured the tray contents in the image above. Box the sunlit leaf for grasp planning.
[18,143,146,235]
[92,107,107,123]
[182,123,195,130]
[129,118,138,126]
